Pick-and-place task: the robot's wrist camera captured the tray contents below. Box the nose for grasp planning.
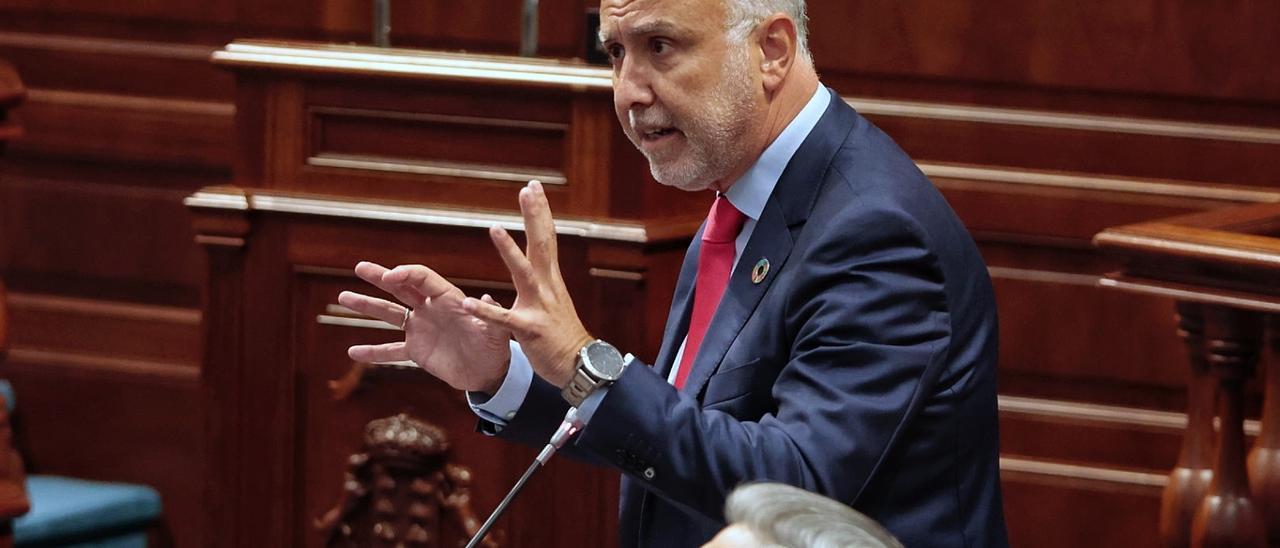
[613,56,655,115]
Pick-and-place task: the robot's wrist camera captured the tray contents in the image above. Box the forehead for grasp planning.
[599,0,726,40]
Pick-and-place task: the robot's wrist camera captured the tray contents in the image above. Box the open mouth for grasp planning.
[641,127,679,142]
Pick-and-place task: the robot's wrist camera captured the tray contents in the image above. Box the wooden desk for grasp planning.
[1095,204,1280,547]
[188,41,706,547]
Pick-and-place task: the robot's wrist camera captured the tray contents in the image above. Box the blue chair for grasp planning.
[0,381,162,548]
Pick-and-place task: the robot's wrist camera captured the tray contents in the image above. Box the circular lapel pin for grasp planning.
[751,258,770,284]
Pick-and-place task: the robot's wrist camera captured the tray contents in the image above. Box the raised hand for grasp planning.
[339,261,511,393]
[462,181,594,388]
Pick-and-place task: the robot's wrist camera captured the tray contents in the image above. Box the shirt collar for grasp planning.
[722,85,830,221]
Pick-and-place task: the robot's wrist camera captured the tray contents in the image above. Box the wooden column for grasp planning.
[1248,315,1280,544]
[1192,306,1266,547]
[190,194,252,548]
[1161,302,1216,547]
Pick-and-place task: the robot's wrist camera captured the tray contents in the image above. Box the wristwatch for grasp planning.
[561,339,627,407]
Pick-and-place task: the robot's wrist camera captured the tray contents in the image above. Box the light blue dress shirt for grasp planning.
[470,85,831,426]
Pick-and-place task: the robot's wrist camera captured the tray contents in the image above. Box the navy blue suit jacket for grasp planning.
[491,90,1008,547]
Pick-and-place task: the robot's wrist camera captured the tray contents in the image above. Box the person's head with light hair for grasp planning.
[724,0,811,64]
[599,0,821,193]
[703,483,905,548]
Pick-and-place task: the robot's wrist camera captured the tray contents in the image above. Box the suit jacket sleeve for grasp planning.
[569,201,953,521]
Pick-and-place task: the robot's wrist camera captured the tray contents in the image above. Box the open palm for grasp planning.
[340,261,511,393]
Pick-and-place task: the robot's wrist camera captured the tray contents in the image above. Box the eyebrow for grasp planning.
[599,19,688,44]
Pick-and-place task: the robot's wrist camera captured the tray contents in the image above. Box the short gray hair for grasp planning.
[725,0,812,63]
[724,483,904,548]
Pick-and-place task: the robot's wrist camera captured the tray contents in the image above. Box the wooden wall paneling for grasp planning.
[0,32,231,100]
[4,293,200,366]
[0,163,213,303]
[1001,467,1162,548]
[233,0,589,57]
[298,79,575,208]
[936,173,1277,245]
[1000,404,1179,473]
[0,0,235,26]
[0,0,591,63]
[10,89,232,170]
[859,102,1280,189]
[991,272,1186,392]
[808,1,1280,106]
[565,93,614,215]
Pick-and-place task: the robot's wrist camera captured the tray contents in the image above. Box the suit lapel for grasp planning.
[653,224,703,379]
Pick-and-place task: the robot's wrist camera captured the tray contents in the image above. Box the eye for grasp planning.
[605,43,624,62]
[650,38,670,55]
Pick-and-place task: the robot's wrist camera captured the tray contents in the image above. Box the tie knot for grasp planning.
[703,196,746,243]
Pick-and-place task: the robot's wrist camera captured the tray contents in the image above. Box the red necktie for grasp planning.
[674,195,746,389]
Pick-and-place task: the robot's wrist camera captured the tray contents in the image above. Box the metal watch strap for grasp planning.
[562,367,598,407]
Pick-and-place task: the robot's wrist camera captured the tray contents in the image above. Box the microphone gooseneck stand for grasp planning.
[464,408,583,548]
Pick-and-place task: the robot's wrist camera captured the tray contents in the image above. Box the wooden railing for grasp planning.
[1095,203,1280,547]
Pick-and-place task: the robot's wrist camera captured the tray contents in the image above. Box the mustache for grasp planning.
[628,107,677,131]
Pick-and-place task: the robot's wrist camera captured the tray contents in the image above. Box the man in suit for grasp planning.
[340,0,1008,546]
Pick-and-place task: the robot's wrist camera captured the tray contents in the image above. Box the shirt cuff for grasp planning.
[466,340,533,426]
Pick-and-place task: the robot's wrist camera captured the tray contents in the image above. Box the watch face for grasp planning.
[583,341,625,380]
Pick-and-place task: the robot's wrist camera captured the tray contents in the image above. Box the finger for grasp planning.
[462,296,522,333]
[354,261,423,306]
[348,341,409,363]
[338,291,408,326]
[520,181,559,272]
[354,261,390,284]
[383,265,458,302]
[489,226,538,295]
[475,294,510,333]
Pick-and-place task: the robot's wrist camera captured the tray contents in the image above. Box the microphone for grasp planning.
[464,407,585,548]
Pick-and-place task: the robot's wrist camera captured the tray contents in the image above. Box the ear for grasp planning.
[755,13,798,94]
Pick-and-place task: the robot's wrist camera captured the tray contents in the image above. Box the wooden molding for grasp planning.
[849,97,1280,146]
[0,31,214,61]
[5,292,199,325]
[307,153,568,186]
[1098,277,1280,315]
[999,394,1261,437]
[1001,457,1167,488]
[212,41,613,90]
[6,348,198,381]
[185,188,656,243]
[923,163,1280,205]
